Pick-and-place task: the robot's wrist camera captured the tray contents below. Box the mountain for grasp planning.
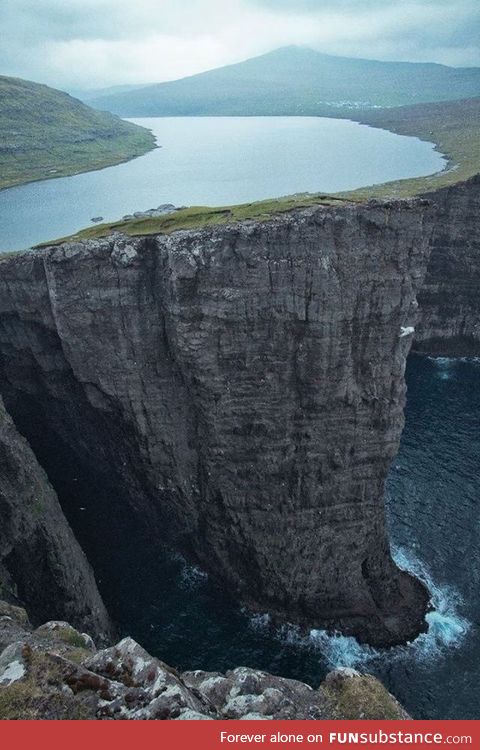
[68,83,149,101]
[85,46,480,117]
[0,75,156,189]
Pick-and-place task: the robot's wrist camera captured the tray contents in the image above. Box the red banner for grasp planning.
[0,720,478,750]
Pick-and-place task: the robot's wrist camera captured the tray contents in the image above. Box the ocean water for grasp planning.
[93,354,479,720]
[0,116,445,253]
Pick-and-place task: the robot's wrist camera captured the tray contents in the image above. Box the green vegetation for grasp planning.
[321,674,408,720]
[0,601,29,625]
[0,650,92,720]
[86,46,480,117]
[38,194,351,246]
[30,498,44,517]
[341,97,480,198]
[53,626,91,649]
[0,75,156,190]
[34,622,91,649]
[66,648,92,665]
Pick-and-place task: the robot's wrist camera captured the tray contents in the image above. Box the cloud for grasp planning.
[0,0,478,90]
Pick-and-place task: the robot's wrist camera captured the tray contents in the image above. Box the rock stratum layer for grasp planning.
[0,199,434,646]
[415,175,480,355]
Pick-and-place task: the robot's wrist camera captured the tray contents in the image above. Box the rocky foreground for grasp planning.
[0,601,408,721]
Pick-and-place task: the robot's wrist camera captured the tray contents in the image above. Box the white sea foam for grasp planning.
[427,355,480,365]
[424,610,467,646]
[257,547,470,671]
[180,562,208,589]
[426,355,480,378]
[248,612,272,632]
[308,630,376,669]
[167,547,209,589]
[428,357,456,379]
[427,356,456,363]
[392,546,469,656]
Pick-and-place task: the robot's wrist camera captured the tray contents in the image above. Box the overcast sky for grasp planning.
[1,0,479,90]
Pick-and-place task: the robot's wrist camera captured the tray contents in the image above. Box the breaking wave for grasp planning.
[251,547,470,671]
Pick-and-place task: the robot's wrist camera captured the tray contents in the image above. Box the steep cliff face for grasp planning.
[415,175,480,355]
[0,200,433,646]
[0,397,110,640]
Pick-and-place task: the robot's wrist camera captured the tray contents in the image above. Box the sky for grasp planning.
[1,0,479,91]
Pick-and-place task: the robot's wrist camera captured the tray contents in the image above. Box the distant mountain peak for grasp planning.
[83,48,480,118]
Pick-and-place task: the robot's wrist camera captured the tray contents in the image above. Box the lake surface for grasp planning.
[0,116,445,253]
[74,354,479,720]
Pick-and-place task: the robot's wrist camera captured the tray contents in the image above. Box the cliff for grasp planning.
[0,199,434,646]
[0,397,111,640]
[0,601,409,720]
[415,175,480,355]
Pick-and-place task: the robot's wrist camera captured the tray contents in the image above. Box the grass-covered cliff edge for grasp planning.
[0,76,156,190]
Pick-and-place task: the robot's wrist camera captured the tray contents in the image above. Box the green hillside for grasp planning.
[342,97,480,198]
[0,76,156,189]
[87,46,480,117]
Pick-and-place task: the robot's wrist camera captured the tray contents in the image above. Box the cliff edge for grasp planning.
[415,175,480,355]
[0,199,434,646]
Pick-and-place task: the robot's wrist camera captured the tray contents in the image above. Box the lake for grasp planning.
[0,116,445,253]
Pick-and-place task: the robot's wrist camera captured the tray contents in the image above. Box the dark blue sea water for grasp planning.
[98,355,479,720]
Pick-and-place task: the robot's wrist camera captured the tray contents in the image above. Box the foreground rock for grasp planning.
[0,399,111,641]
[0,603,409,720]
[0,199,433,646]
[121,203,181,221]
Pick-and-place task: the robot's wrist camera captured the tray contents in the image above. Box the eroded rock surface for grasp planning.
[0,200,433,646]
[416,175,480,355]
[0,602,409,720]
[0,397,110,640]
